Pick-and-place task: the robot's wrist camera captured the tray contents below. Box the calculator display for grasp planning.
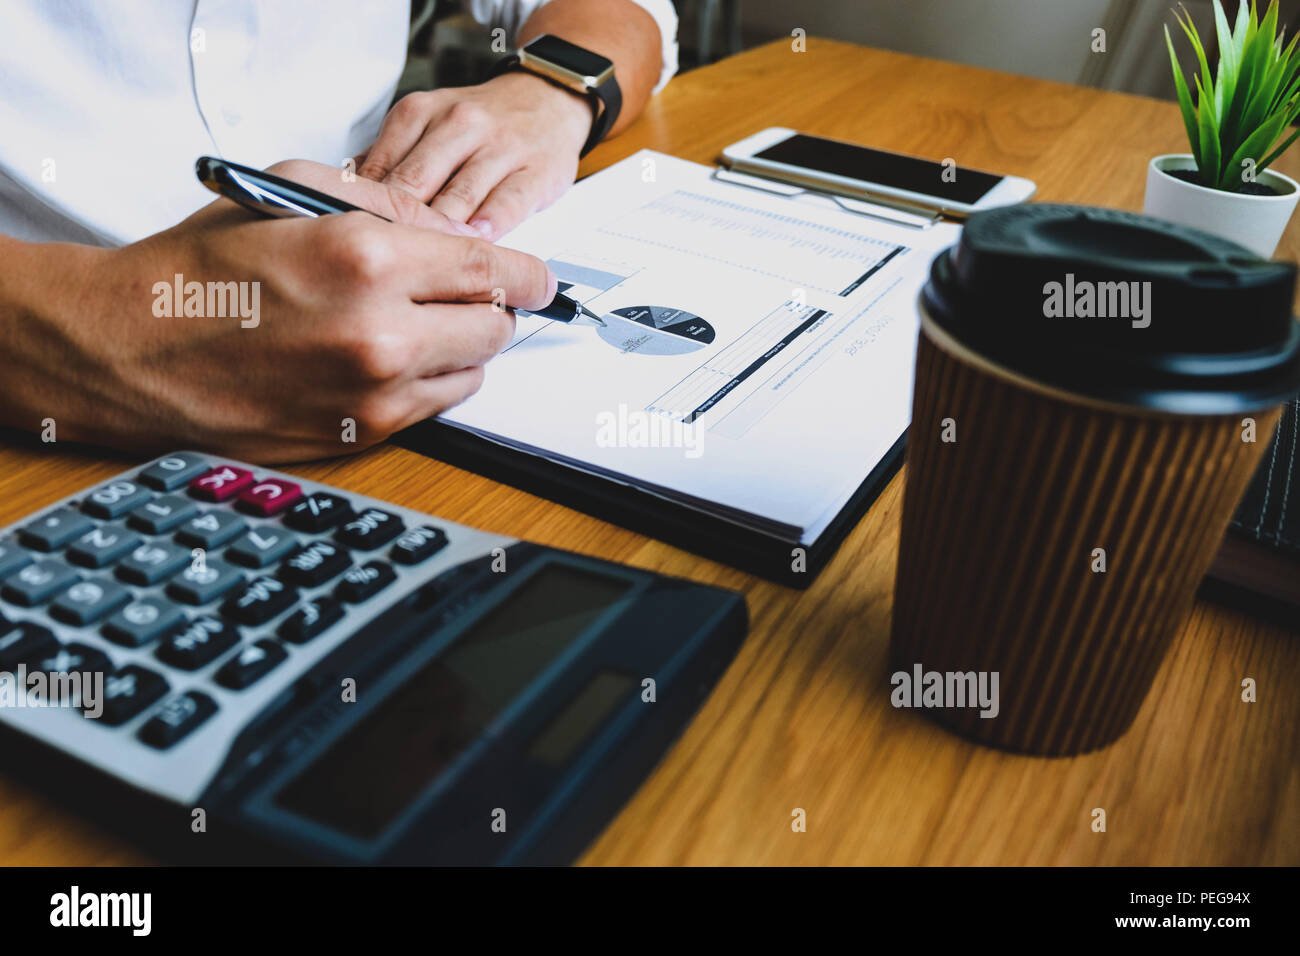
[274,565,629,838]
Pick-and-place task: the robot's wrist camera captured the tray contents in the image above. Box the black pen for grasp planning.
[194,156,605,327]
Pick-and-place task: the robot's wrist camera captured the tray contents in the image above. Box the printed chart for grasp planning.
[597,306,716,356]
[646,300,830,423]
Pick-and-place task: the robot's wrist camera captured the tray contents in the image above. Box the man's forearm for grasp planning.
[0,235,115,437]
[516,0,664,137]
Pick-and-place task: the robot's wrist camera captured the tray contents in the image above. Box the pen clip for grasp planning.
[222,166,325,219]
[196,156,380,220]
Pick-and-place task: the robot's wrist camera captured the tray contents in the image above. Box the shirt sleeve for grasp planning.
[465,0,678,93]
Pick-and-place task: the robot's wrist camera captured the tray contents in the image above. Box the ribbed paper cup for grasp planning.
[890,205,1300,755]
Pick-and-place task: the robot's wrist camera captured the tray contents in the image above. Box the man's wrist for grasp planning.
[485,71,593,151]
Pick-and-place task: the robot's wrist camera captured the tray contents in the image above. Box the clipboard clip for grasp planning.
[710,165,945,231]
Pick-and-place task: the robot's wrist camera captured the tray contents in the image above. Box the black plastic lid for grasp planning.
[921,204,1300,413]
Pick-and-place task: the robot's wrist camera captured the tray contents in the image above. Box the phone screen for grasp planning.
[753,134,1004,205]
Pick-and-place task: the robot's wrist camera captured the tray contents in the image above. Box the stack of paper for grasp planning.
[439,150,962,547]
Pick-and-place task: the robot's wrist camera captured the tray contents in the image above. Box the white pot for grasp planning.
[1143,154,1299,258]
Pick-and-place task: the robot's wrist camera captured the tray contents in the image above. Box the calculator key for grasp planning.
[81,480,152,520]
[175,510,247,549]
[155,615,240,670]
[50,577,131,626]
[138,691,218,749]
[237,479,302,517]
[213,639,287,690]
[0,623,59,669]
[18,507,96,551]
[127,494,198,534]
[335,508,405,550]
[335,561,396,603]
[390,525,448,565]
[165,557,244,605]
[1,559,79,607]
[31,642,113,686]
[225,528,299,569]
[280,540,351,586]
[188,465,255,502]
[94,665,169,726]
[67,523,143,569]
[277,596,344,644]
[0,541,33,580]
[103,596,186,648]
[222,576,298,625]
[116,541,190,586]
[283,492,353,533]
[137,453,209,491]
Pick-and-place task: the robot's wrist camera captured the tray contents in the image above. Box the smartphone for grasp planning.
[720,127,1036,218]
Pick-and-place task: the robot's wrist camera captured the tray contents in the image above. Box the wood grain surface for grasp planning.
[1,39,1296,866]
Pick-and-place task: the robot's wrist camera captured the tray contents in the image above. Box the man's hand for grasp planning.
[0,159,555,462]
[356,72,593,241]
[356,0,668,241]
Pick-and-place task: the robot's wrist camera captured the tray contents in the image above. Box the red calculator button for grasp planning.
[237,479,303,517]
[189,466,255,502]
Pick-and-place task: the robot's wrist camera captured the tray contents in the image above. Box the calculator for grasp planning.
[0,452,747,864]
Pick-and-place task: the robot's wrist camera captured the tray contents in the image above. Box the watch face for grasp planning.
[522,34,614,84]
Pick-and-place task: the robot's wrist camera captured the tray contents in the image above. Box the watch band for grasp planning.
[490,53,621,158]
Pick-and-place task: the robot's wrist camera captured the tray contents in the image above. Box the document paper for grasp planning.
[440,150,962,545]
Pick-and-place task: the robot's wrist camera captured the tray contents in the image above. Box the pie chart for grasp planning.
[597,306,716,356]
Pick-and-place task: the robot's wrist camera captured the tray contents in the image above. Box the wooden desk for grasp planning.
[2,39,1297,866]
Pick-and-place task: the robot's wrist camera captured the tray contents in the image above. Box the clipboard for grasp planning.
[394,419,906,589]
[395,158,955,589]
[710,165,948,231]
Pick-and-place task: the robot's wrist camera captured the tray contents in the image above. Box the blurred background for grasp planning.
[401,0,1300,101]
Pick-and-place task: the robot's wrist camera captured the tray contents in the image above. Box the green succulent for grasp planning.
[1166,0,1300,191]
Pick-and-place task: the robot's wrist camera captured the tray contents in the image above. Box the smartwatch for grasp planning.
[491,34,622,158]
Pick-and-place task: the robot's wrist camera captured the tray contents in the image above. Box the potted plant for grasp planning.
[1145,0,1300,257]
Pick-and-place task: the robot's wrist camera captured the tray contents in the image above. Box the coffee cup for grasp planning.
[891,204,1300,755]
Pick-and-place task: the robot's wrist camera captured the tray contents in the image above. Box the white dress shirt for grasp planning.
[0,0,678,246]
